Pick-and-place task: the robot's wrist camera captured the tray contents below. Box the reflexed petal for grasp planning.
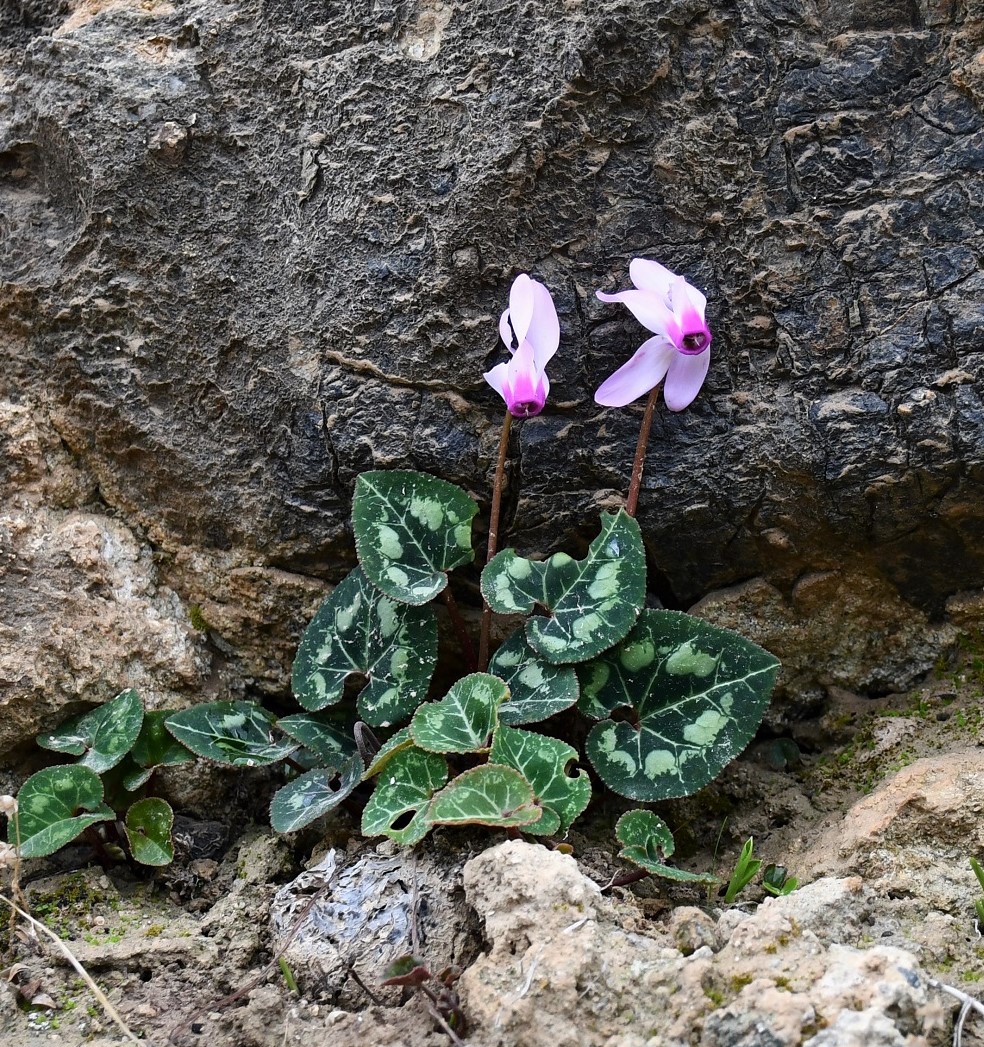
[507,274,536,348]
[629,258,677,301]
[498,308,515,351]
[663,349,710,411]
[596,289,681,342]
[670,276,707,318]
[483,361,509,399]
[526,279,560,368]
[594,337,676,407]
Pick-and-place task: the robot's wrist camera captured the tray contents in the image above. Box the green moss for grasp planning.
[703,987,725,1007]
[730,973,754,993]
[189,604,211,632]
[144,924,165,938]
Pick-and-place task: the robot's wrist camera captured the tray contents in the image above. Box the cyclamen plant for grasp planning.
[8,262,778,882]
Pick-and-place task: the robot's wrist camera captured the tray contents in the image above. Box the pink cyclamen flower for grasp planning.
[594,258,712,411]
[484,273,560,418]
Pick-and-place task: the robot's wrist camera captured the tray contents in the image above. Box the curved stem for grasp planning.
[478,411,513,671]
[625,384,661,518]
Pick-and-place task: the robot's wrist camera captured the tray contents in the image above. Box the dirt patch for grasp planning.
[3,647,984,1046]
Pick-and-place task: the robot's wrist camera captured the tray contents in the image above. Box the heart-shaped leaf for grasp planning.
[292,567,437,727]
[353,470,478,606]
[124,797,175,866]
[130,711,195,773]
[12,766,115,859]
[38,689,144,774]
[481,510,645,664]
[410,673,508,754]
[270,755,363,833]
[361,746,449,845]
[615,809,719,884]
[165,701,298,767]
[581,610,780,801]
[489,631,579,725]
[276,713,358,763]
[428,765,542,829]
[490,726,591,836]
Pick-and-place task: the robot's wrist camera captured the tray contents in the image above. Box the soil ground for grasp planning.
[3,641,984,1047]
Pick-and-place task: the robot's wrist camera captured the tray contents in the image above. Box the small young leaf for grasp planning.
[123,797,175,866]
[410,673,508,754]
[615,810,719,884]
[165,701,298,767]
[428,764,542,829]
[581,610,780,802]
[12,766,115,859]
[724,838,762,903]
[490,726,590,836]
[480,510,645,664]
[292,567,437,727]
[489,631,579,725]
[361,747,449,845]
[276,713,358,764]
[130,711,195,771]
[38,689,144,774]
[353,470,478,606]
[270,756,363,833]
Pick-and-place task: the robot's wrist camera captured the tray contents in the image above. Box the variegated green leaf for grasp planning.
[276,713,358,764]
[481,510,645,664]
[124,797,175,866]
[130,711,195,772]
[361,746,449,845]
[615,809,719,884]
[38,688,144,774]
[353,470,478,606]
[410,673,508,754]
[12,766,115,858]
[490,726,591,836]
[270,756,363,833]
[581,610,780,801]
[362,726,413,779]
[292,567,437,727]
[428,764,543,829]
[489,630,579,725]
[164,701,297,767]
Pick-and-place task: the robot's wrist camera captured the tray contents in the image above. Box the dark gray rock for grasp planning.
[1,0,981,723]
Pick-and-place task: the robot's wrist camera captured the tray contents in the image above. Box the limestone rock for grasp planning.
[459,841,944,1047]
[2,0,983,746]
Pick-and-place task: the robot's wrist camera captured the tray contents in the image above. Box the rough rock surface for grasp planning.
[458,841,945,1047]
[2,0,982,745]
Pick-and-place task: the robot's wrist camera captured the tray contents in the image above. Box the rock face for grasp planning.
[2,0,982,742]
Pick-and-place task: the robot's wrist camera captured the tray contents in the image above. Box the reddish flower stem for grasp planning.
[478,410,513,672]
[625,383,661,518]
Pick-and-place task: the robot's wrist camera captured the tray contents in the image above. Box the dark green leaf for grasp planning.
[291,568,437,727]
[410,674,508,754]
[615,809,719,884]
[270,756,363,833]
[165,701,297,767]
[353,470,478,606]
[362,727,414,779]
[130,711,195,771]
[361,747,449,845]
[124,798,175,866]
[490,726,590,836]
[428,764,543,829]
[12,766,115,858]
[38,689,144,774]
[481,510,645,664]
[489,630,579,725]
[276,713,358,764]
[581,610,780,801]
